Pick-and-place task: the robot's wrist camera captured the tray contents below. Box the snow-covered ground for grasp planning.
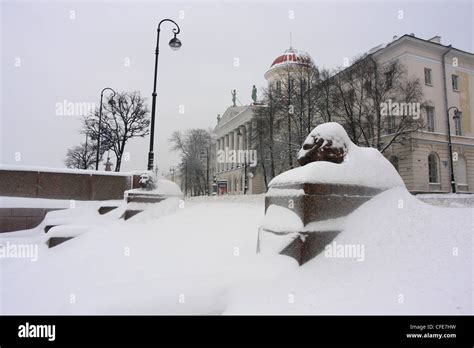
[0,196,122,209]
[1,188,472,315]
[416,193,474,208]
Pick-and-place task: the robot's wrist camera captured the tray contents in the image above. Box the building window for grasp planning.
[452,75,459,91]
[428,153,439,183]
[276,81,281,93]
[454,112,462,136]
[387,116,396,134]
[426,106,435,132]
[348,89,355,103]
[300,78,307,92]
[385,72,392,89]
[424,68,432,85]
[389,156,399,172]
[364,80,372,94]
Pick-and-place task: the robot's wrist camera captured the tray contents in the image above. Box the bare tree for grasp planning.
[263,63,322,171]
[248,55,424,189]
[169,128,213,196]
[64,139,96,169]
[83,91,150,171]
[325,55,425,152]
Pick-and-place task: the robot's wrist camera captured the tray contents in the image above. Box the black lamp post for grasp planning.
[446,106,462,193]
[147,19,182,171]
[237,128,248,194]
[96,87,116,170]
[169,166,176,182]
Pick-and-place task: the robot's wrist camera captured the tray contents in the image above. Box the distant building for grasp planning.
[213,47,316,194]
[215,35,474,194]
[213,105,263,194]
[368,34,474,193]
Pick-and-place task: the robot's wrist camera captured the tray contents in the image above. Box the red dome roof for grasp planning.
[270,48,314,69]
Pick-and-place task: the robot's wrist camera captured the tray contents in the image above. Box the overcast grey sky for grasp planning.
[1,0,472,174]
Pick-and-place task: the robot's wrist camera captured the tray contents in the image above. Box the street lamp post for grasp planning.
[169,166,176,182]
[212,175,217,196]
[237,129,248,194]
[96,87,116,170]
[446,106,462,193]
[147,19,182,171]
[242,158,248,194]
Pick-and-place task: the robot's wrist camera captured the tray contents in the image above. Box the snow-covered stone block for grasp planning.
[121,178,184,220]
[258,122,405,265]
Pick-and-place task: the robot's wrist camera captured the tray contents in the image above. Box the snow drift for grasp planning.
[270,122,404,189]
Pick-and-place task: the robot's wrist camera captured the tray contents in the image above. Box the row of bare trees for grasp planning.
[64,91,150,171]
[169,128,213,196]
[252,54,425,187]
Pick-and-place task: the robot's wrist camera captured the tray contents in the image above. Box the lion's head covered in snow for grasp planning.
[297,123,350,166]
[139,172,156,191]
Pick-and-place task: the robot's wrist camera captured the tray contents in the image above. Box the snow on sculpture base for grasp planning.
[258,229,341,266]
[258,182,382,265]
[266,183,383,225]
[258,122,405,265]
[121,179,184,221]
[43,179,184,247]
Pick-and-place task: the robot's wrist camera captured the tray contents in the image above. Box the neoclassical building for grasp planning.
[213,47,315,194]
[214,36,474,195]
[372,34,474,193]
[213,105,263,194]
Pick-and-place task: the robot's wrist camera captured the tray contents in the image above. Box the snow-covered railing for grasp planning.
[0,164,135,176]
[0,165,141,201]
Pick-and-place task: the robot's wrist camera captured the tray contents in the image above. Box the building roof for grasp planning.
[325,34,473,83]
[267,47,314,72]
[370,34,474,59]
[214,105,253,135]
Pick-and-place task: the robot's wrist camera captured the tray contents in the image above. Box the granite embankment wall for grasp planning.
[0,167,140,232]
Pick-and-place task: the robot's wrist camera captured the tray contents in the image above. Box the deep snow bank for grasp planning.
[270,122,404,189]
[226,187,473,314]
[3,188,472,314]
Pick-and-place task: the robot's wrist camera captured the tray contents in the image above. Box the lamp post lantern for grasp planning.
[147,19,182,171]
[96,87,116,170]
[446,106,462,193]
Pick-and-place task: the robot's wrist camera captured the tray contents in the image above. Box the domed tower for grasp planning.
[264,47,316,88]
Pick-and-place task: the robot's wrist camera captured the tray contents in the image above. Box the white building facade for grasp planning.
[213,47,316,195]
[213,105,265,194]
[373,35,474,193]
[213,36,474,194]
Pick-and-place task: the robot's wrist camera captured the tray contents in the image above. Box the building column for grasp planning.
[232,130,237,169]
[215,138,219,173]
[245,122,251,151]
[239,126,245,151]
[225,134,229,171]
[241,125,247,151]
[238,126,245,169]
[246,122,252,194]
[221,137,225,172]
[237,129,241,168]
[217,138,222,172]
